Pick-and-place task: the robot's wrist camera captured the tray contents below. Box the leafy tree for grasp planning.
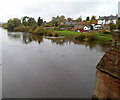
[91,16,96,21]
[67,17,73,22]
[75,16,82,22]
[59,15,66,22]
[51,16,60,27]
[37,17,43,26]
[109,23,117,31]
[22,16,29,26]
[7,18,21,31]
[90,25,93,30]
[22,16,37,26]
[28,17,37,26]
[44,21,46,23]
[86,16,90,21]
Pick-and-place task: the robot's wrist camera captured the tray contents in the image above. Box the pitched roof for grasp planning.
[76,21,90,25]
[98,16,117,20]
[62,21,76,25]
[92,20,98,24]
[84,25,91,28]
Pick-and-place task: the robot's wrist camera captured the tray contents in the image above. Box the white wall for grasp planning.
[98,19,117,25]
[84,26,90,30]
[94,25,102,30]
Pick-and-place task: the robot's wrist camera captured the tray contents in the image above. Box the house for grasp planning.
[61,21,76,26]
[84,25,91,30]
[91,20,98,26]
[98,15,118,25]
[74,21,91,31]
[102,24,110,31]
[91,20,102,30]
[93,24,102,30]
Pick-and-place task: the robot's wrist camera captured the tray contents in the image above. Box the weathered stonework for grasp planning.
[94,31,120,99]
[96,31,120,79]
[93,69,120,99]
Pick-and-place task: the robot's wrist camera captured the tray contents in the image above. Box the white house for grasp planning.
[94,24,102,30]
[98,15,117,25]
[83,25,91,30]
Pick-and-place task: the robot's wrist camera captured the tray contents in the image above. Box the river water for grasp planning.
[1,28,109,98]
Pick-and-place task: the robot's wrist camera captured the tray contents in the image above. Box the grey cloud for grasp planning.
[0,0,118,22]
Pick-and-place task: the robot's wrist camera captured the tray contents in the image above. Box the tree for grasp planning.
[28,17,37,26]
[109,23,117,31]
[90,25,93,30]
[7,18,21,31]
[51,17,56,26]
[22,16,37,26]
[22,16,29,26]
[37,17,43,26]
[51,16,60,27]
[59,15,66,22]
[75,16,82,22]
[86,16,90,21]
[91,16,96,21]
[67,17,73,22]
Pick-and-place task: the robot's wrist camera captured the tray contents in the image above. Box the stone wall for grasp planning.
[93,69,120,99]
[96,31,120,79]
[93,31,120,99]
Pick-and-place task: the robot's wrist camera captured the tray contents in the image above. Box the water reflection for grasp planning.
[2,28,110,98]
[7,32,110,52]
[8,33,44,44]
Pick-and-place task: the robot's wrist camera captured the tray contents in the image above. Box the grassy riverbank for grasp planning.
[57,31,112,44]
[2,24,112,45]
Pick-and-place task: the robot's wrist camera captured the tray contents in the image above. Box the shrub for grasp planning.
[33,26,47,35]
[85,33,97,41]
[14,25,33,32]
[2,23,8,29]
[101,30,111,34]
[47,30,59,37]
[74,33,97,41]
[74,34,86,40]
[54,27,63,31]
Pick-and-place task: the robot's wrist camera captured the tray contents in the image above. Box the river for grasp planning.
[1,28,109,98]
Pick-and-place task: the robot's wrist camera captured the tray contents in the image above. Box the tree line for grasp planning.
[4,15,97,31]
[2,15,120,31]
[6,16,44,31]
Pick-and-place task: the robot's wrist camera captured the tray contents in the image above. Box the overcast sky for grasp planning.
[0,0,119,22]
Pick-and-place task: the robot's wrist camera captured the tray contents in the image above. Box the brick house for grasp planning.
[74,21,91,31]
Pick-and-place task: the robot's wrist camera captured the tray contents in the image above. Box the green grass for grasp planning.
[96,34,112,44]
[57,31,112,45]
[58,31,82,36]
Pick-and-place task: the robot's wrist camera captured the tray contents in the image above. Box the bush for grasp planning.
[2,23,8,29]
[101,30,111,34]
[75,34,86,40]
[28,26,37,33]
[74,33,97,41]
[33,26,47,35]
[85,33,97,41]
[47,30,59,37]
[14,25,32,32]
[54,27,63,31]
